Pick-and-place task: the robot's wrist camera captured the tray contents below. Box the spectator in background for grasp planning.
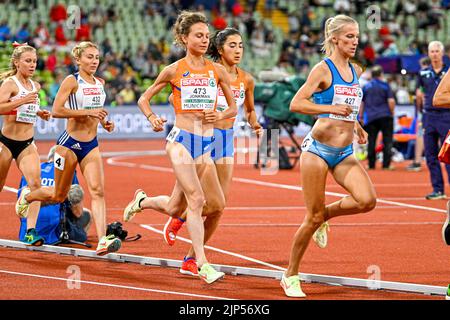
[0,20,10,41]
[54,21,67,45]
[417,41,450,199]
[288,11,300,34]
[75,18,91,42]
[360,65,396,170]
[49,72,64,103]
[334,0,351,14]
[247,0,257,12]
[232,1,243,16]
[212,12,228,30]
[395,79,411,104]
[406,57,429,172]
[15,23,30,43]
[34,21,50,47]
[242,9,256,39]
[106,5,118,22]
[119,82,136,105]
[100,38,113,57]
[49,2,67,24]
[46,49,58,74]
[88,6,106,34]
[111,93,126,107]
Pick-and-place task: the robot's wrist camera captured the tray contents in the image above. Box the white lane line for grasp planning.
[144,222,442,227]
[0,269,235,300]
[104,155,447,214]
[140,224,286,272]
[2,186,18,193]
[233,177,447,214]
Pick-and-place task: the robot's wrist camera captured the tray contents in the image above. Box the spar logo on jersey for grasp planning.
[83,88,102,95]
[335,85,360,97]
[181,78,210,87]
[217,87,241,98]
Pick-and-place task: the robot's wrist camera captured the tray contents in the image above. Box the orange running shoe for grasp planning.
[163,217,185,246]
[179,257,198,276]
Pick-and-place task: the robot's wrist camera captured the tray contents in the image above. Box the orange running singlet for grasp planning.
[170,58,219,114]
[215,67,247,121]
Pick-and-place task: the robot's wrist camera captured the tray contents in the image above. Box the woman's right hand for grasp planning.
[88,108,108,120]
[148,114,167,132]
[331,104,353,117]
[21,92,39,105]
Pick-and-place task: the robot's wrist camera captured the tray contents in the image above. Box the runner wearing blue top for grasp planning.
[280,15,377,298]
[417,41,450,200]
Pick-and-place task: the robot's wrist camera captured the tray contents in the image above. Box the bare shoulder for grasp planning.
[32,80,41,91]
[63,74,78,85]
[351,63,363,77]
[242,69,255,86]
[213,62,227,74]
[95,77,105,85]
[0,77,17,91]
[60,74,78,93]
[307,61,330,82]
[313,60,330,74]
[158,61,178,80]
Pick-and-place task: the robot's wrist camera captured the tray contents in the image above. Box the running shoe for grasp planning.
[180,257,198,276]
[22,228,44,246]
[406,162,421,172]
[442,201,450,245]
[198,263,225,284]
[425,191,446,200]
[16,186,31,218]
[280,274,306,298]
[163,217,185,246]
[96,234,121,256]
[123,189,147,222]
[446,284,450,300]
[312,221,330,248]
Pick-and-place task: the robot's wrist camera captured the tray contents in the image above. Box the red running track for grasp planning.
[0,139,448,300]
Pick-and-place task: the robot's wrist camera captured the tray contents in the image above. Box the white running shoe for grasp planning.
[96,234,121,256]
[198,263,225,284]
[280,274,306,298]
[16,187,31,218]
[312,221,330,248]
[123,189,147,222]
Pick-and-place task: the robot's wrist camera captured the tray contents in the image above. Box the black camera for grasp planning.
[106,221,128,240]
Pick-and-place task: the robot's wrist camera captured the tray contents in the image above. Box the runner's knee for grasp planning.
[356,195,377,212]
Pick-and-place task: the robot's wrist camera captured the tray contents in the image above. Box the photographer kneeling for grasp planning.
[18,146,91,244]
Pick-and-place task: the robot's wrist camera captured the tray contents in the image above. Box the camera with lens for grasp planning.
[106,221,128,240]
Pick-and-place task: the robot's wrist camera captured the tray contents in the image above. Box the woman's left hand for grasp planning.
[252,122,263,139]
[203,110,221,123]
[37,109,51,121]
[355,123,368,144]
[102,120,115,133]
